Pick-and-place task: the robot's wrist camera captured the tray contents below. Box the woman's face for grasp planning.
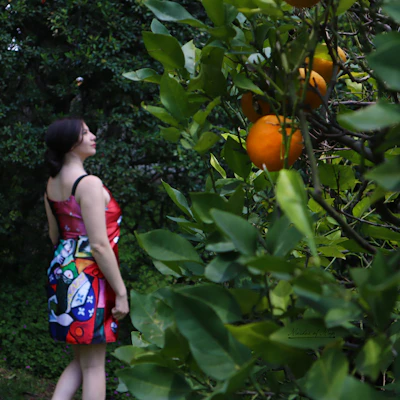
[71,123,96,160]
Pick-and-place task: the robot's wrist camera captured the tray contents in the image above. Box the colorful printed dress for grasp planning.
[46,175,122,344]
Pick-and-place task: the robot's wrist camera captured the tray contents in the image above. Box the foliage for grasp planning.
[114,0,400,399]
[0,0,207,280]
[0,0,207,389]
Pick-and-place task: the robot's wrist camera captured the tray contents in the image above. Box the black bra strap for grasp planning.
[71,174,89,196]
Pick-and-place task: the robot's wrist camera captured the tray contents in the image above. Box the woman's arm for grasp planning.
[44,194,59,246]
[76,175,129,319]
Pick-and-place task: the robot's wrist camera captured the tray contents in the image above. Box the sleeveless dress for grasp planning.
[46,175,122,344]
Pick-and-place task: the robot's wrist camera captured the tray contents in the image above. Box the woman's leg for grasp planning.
[79,343,107,400]
[52,345,82,400]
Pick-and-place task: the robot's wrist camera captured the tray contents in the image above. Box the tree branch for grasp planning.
[310,191,377,254]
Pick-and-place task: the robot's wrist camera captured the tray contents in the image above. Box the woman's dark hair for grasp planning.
[45,118,84,177]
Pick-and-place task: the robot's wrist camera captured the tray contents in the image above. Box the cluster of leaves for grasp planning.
[114,0,400,399]
[0,0,209,281]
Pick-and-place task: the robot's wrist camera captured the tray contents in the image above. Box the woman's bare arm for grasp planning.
[44,194,59,246]
[76,176,128,319]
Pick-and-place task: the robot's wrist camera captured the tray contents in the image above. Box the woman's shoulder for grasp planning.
[77,175,104,191]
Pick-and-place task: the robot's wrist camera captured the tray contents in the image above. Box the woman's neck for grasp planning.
[63,153,85,168]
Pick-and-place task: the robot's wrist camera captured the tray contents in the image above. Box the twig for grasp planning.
[310,191,377,254]
[341,211,400,232]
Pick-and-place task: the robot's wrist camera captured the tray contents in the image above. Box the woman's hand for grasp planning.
[112,293,129,321]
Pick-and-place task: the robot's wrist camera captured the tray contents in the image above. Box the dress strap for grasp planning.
[71,174,89,196]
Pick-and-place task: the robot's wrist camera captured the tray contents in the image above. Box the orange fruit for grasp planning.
[305,46,347,83]
[241,91,271,123]
[285,0,320,7]
[298,68,327,110]
[246,115,303,172]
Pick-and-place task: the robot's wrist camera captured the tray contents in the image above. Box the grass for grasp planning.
[0,367,132,400]
[0,367,71,400]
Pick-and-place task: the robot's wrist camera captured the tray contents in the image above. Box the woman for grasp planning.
[44,118,129,400]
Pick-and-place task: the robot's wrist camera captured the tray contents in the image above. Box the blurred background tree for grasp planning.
[0,0,210,394]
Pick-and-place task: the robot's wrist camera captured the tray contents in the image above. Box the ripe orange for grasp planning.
[298,68,327,110]
[246,115,303,172]
[241,91,271,123]
[305,46,347,83]
[285,0,320,7]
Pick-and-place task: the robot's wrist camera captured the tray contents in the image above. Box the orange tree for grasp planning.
[114,0,400,398]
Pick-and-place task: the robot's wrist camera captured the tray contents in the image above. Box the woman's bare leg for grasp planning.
[79,343,107,400]
[52,346,82,400]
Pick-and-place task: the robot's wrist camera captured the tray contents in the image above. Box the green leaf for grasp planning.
[270,280,293,315]
[352,197,371,218]
[300,348,349,400]
[367,33,400,91]
[202,0,225,26]
[213,358,256,395]
[365,156,400,192]
[335,0,357,15]
[130,290,174,347]
[361,225,400,242]
[233,74,264,96]
[207,25,237,40]
[276,170,317,259]
[318,246,346,259]
[160,74,189,121]
[191,46,227,97]
[190,192,227,224]
[265,214,303,257]
[224,136,251,179]
[355,335,393,381]
[161,325,190,360]
[226,320,279,354]
[338,376,387,400]
[141,104,181,127]
[229,288,269,315]
[150,18,170,35]
[177,283,242,323]
[383,0,400,23]
[205,231,236,253]
[172,291,251,381]
[254,0,283,17]
[117,364,192,400]
[159,126,181,142]
[113,345,143,365]
[227,184,245,216]
[246,254,296,280]
[270,318,341,349]
[338,102,400,132]
[131,331,153,348]
[210,153,227,178]
[211,209,259,256]
[135,229,202,263]
[325,307,362,328]
[193,131,220,154]
[182,261,205,276]
[123,68,161,84]
[162,180,192,217]
[194,97,221,125]
[357,251,398,329]
[205,252,244,283]
[194,64,227,97]
[153,260,182,277]
[144,0,206,28]
[181,40,196,75]
[319,164,356,191]
[142,31,185,69]
[224,0,257,8]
